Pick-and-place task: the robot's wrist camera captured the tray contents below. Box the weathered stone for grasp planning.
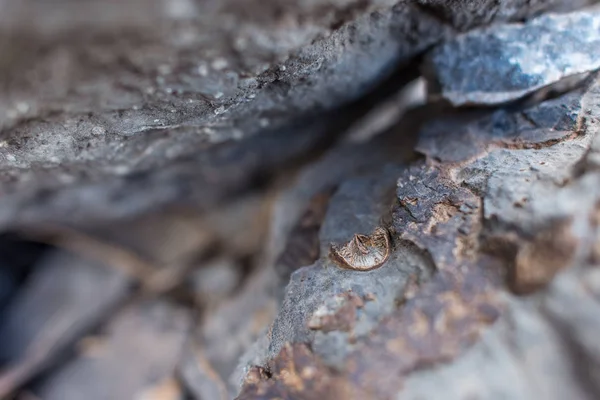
[0,1,451,230]
[415,0,595,30]
[395,72,600,400]
[424,7,600,106]
[2,2,600,400]
[459,79,600,238]
[307,291,366,333]
[401,264,600,400]
[394,162,483,269]
[239,49,600,400]
[0,0,581,231]
[417,82,590,163]
[255,166,437,375]
[237,343,363,400]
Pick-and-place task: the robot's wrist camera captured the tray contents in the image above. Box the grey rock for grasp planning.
[0,1,450,229]
[417,81,593,163]
[0,251,130,397]
[397,75,600,400]
[264,166,436,370]
[2,1,600,399]
[400,265,600,400]
[34,300,191,400]
[198,265,278,396]
[424,7,600,106]
[0,0,579,230]
[237,55,600,400]
[415,0,596,30]
[458,78,600,237]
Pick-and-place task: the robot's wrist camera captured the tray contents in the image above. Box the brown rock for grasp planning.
[512,218,578,294]
[308,291,366,333]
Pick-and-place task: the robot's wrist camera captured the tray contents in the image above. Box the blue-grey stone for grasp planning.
[425,7,600,106]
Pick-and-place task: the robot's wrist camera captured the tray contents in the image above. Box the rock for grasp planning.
[190,258,243,307]
[238,58,600,400]
[258,165,437,373]
[384,63,600,400]
[401,264,600,400]
[1,1,599,399]
[415,0,595,30]
[424,7,600,106]
[394,162,483,269]
[32,300,191,400]
[190,265,278,397]
[0,1,451,230]
[0,0,578,231]
[0,251,130,398]
[459,79,600,238]
[237,343,364,400]
[178,343,229,400]
[417,81,591,163]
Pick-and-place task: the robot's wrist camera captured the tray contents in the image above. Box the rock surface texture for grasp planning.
[0,1,600,400]
[424,7,600,106]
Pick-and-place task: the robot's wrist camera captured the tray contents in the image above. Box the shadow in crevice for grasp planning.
[0,232,52,314]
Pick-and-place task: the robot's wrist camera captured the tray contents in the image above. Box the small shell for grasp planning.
[330,227,391,271]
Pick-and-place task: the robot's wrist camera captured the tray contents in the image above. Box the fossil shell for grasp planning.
[330,227,391,271]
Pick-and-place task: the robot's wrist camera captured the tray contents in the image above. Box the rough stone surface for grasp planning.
[0,0,453,230]
[416,82,590,163]
[415,0,596,30]
[0,0,588,231]
[424,7,600,106]
[264,166,437,369]
[237,343,364,400]
[401,264,600,400]
[2,2,600,400]
[388,75,600,400]
[236,63,600,400]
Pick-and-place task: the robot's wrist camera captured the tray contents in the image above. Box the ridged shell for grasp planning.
[330,227,391,271]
